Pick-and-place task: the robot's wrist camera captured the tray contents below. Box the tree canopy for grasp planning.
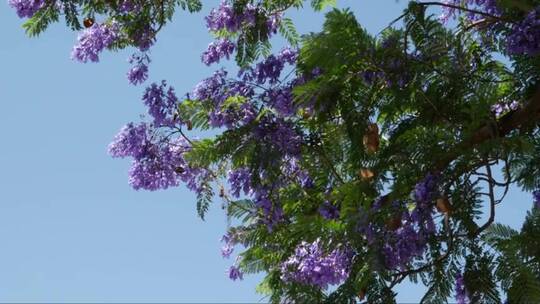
[9,0,540,302]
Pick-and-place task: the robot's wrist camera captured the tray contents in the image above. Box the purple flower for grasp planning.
[414,173,439,204]
[228,168,252,198]
[280,239,352,289]
[109,125,202,191]
[205,1,257,33]
[491,100,520,118]
[228,265,243,281]
[71,22,119,63]
[240,47,298,85]
[455,273,470,304]
[220,232,238,258]
[190,69,258,128]
[127,53,150,85]
[254,190,284,231]
[533,190,540,208]
[319,201,340,220]
[108,123,151,160]
[118,0,140,14]
[8,0,44,18]
[142,81,178,127]
[440,0,500,23]
[254,116,303,156]
[382,212,428,270]
[192,69,228,101]
[126,137,193,191]
[201,39,235,65]
[361,199,436,270]
[508,7,540,56]
[132,25,155,52]
[264,87,295,117]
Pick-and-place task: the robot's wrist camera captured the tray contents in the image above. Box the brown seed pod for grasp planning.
[302,110,311,120]
[83,17,95,28]
[175,166,185,174]
[359,168,375,181]
[436,197,452,214]
[363,123,380,153]
[357,288,367,300]
[186,120,193,131]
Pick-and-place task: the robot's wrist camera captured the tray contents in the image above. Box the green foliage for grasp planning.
[484,210,540,303]
[13,0,540,302]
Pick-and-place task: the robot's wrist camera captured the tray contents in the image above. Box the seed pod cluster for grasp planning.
[83,17,95,28]
[359,168,375,181]
[363,123,380,153]
[436,197,452,214]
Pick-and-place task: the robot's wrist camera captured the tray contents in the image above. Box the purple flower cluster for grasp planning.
[440,0,501,23]
[132,25,155,52]
[201,39,236,65]
[192,69,256,129]
[254,190,284,231]
[414,173,439,204]
[254,116,303,156]
[491,100,519,118]
[280,157,313,188]
[205,1,257,33]
[8,0,44,18]
[118,0,140,14]
[508,7,540,56]
[108,123,204,191]
[203,1,282,65]
[381,211,432,270]
[533,190,540,208]
[220,231,238,258]
[280,239,352,289]
[108,122,150,159]
[373,176,439,269]
[240,47,298,85]
[228,265,243,281]
[71,22,119,63]
[142,81,178,127]
[455,273,470,304]
[228,168,252,198]
[319,201,340,220]
[360,193,437,270]
[127,52,150,85]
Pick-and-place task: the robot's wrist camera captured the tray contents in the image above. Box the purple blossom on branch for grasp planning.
[508,7,540,56]
[108,122,151,160]
[280,239,352,289]
[8,0,44,18]
[220,231,238,258]
[533,190,540,208]
[142,81,178,127]
[439,0,501,24]
[228,265,244,281]
[319,201,340,220]
[228,168,252,198]
[414,173,439,204]
[201,39,235,65]
[127,53,150,85]
[455,273,470,304]
[254,190,284,231]
[71,22,120,63]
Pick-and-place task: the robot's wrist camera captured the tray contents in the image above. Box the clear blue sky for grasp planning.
[0,0,533,302]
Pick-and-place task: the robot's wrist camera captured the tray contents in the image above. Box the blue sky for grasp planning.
[0,0,533,302]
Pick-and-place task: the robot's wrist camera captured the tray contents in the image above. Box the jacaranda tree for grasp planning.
[9,0,540,302]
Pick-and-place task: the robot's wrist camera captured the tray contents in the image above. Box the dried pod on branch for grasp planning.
[363,123,380,153]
